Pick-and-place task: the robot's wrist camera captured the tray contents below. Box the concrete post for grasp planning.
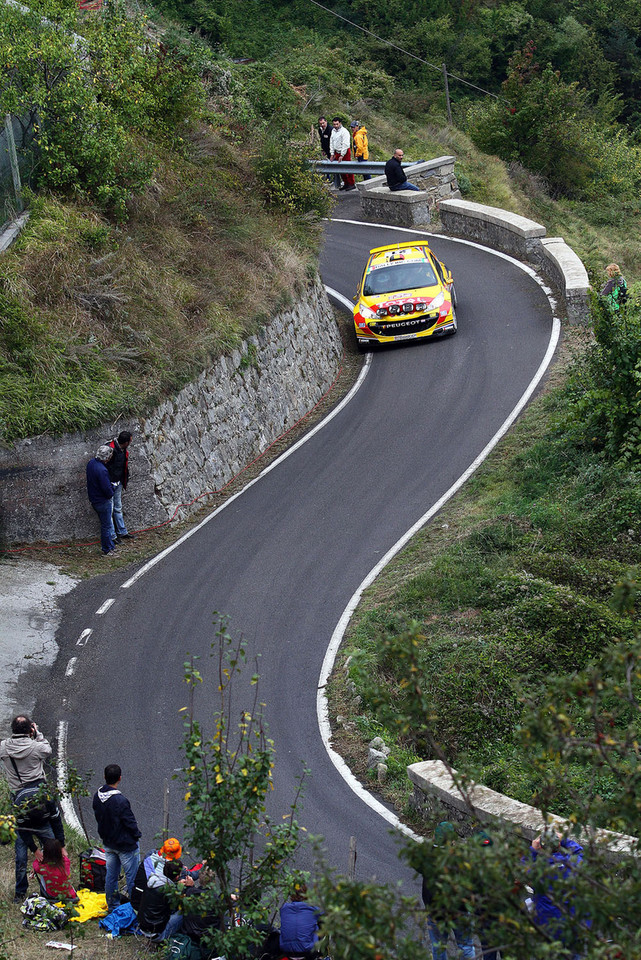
[4,114,23,213]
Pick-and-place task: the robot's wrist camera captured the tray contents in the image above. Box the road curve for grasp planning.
[43,218,556,894]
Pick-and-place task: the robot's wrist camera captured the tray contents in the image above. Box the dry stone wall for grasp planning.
[0,276,342,545]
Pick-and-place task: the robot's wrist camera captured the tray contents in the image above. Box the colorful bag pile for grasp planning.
[20,896,68,932]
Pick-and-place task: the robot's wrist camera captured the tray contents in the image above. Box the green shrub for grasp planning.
[560,295,641,464]
[252,140,334,219]
[0,1,204,217]
[465,43,641,200]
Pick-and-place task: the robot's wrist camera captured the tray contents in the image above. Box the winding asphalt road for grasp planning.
[40,209,556,896]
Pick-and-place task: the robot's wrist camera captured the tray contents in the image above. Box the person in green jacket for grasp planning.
[600,262,628,311]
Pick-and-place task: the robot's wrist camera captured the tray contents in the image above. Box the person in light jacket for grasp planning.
[329,117,355,191]
[1,715,65,901]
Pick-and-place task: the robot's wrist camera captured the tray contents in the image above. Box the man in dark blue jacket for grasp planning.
[279,883,322,958]
[528,826,587,953]
[86,445,116,556]
[93,764,141,910]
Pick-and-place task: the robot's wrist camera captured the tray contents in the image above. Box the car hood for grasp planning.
[362,285,442,307]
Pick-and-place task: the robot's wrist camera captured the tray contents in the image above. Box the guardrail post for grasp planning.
[4,114,23,213]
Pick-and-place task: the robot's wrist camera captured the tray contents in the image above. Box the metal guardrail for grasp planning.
[308,160,421,176]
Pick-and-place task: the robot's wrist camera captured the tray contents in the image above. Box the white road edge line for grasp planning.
[57,720,85,835]
[317,219,562,841]
[75,628,92,647]
[95,598,115,615]
[65,657,77,677]
[120,292,371,589]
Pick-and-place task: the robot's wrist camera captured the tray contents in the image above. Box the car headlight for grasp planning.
[359,302,378,320]
[430,292,445,310]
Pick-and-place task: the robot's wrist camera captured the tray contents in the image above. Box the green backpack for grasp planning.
[164,933,203,960]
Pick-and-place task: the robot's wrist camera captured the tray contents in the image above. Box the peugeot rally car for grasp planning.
[353,241,457,350]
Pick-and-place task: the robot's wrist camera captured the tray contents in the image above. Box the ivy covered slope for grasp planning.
[0,0,331,442]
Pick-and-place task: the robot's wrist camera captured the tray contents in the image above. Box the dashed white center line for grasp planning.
[65,657,77,677]
[95,598,115,615]
[76,628,93,646]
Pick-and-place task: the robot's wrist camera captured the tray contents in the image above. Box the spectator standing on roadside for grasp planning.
[330,117,356,191]
[600,263,628,312]
[318,116,332,160]
[317,116,338,188]
[527,825,588,954]
[106,430,135,543]
[1,715,66,902]
[385,148,420,192]
[350,121,371,181]
[93,764,141,911]
[86,444,116,556]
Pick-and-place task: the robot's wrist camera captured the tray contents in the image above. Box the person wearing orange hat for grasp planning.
[131,838,185,913]
[158,838,182,861]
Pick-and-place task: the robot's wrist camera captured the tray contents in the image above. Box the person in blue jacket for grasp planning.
[279,882,322,959]
[86,444,116,556]
[528,826,587,955]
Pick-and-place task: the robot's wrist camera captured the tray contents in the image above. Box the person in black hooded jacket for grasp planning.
[92,764,141,910]
[138,859,185,941]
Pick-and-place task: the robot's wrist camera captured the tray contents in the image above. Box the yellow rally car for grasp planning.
[353,241,457,351]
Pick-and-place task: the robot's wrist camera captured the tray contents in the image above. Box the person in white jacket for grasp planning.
[329,117,355,190]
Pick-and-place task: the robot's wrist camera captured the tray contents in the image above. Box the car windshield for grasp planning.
[363,261,438,296]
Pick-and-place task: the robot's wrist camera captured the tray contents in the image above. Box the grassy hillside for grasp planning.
[0,129,319,440]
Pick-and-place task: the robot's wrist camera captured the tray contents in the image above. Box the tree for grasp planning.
[179,616,305,957]
[465,42,641,199]
[0,0,203,217]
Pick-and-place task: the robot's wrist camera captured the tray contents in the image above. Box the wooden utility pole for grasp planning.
[348,836,357,879]
[162,779,170,840]
[442,64,452,124]
[4,114,23,213]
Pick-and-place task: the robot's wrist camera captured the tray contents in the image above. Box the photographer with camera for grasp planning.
[0,715,66,901]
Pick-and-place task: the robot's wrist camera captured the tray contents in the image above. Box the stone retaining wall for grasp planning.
[408,760,637,863]
[439,198,590,324]
[0,276,342,545]
[359,188,432,228]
